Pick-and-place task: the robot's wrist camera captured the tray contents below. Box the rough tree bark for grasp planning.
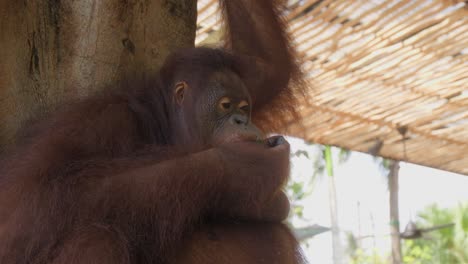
[0,0,197,149]
[389,160,402,264]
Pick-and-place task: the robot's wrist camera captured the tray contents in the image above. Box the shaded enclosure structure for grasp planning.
[197,0,468,175]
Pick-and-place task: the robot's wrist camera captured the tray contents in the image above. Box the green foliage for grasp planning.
[349,249,388,264]
[288,144,351,220]
[293,150,310,159]
[403,240,434,264]
[346,233,388,264]
[288,181,307,218]
[288,142,330,220]
[288,143,320,221]
[403,203,468,264]
[287,142,352,244]
[373,156,391,173]
[338,148,351,164]
[324,145,334,177]
[346,204,468,264]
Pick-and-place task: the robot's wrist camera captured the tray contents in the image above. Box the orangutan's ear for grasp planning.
[174,81,189,105]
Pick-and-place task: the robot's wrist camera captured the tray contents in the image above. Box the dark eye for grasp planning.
[239,101,250,113]
[218,97,232,112]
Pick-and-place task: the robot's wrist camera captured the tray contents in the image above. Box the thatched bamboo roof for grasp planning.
[196,0,468,175]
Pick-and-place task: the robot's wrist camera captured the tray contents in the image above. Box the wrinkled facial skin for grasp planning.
[172,70,264,147]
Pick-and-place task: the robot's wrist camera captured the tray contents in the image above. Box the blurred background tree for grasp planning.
[403,204,468,264]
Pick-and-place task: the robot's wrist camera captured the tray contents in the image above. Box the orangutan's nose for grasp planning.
[230,114,248,126]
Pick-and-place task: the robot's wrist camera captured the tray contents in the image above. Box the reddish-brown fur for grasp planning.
[0,0,305,263]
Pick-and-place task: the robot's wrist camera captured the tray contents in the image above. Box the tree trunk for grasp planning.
[325,145,343,264]
[389,160,402,264]
[0,0,197,148]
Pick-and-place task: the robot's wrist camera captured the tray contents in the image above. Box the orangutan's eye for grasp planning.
[218,97,232,112]
[239,101,250,113]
